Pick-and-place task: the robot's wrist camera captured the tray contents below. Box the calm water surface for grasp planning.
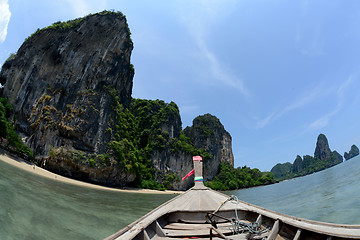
[227,155,360,224]
[1,155,360,239]
[0,160,174,240]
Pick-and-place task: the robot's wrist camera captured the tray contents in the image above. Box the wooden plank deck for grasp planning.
[162,222,234,237]
[163,222,232,230]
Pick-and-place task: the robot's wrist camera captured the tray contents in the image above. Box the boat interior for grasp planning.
[108,157,360,240]
[132,209,349,240]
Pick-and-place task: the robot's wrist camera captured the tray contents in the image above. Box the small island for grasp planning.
[344,145,359,160]
[271,134,358,181]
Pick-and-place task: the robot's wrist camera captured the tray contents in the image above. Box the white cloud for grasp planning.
[64,0,108,17]
[0,0,11,43]
[254,83,331,129]
[296,24,326,57]
[254,113,275,129]
[255,75,355,130]
[308,115,329,130]
[283,84,334,113]
[176,0,250,98]
[307,75,355,131]
[296,0,328,58]
[64,0,91,17]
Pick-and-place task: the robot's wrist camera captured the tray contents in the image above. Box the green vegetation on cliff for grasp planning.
[1,10,232,191]
[271,162,293,180]
[184,113,221,138]
[110,96,174,189]
[271,134,344,181]
[47,10,125,31]
[271,154,341,180]
[25,10,131,44]
[344,145,359,160]
[0,98,33,159]
[108,90,210,190]
[205,162,275,191]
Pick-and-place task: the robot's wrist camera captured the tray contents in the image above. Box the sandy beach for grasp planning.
[0,150,181,194]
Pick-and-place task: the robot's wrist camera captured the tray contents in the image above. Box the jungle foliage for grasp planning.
[0,98,33,159]
[205,162,275,191]
[108,90,209,190]
[271,153,343,181]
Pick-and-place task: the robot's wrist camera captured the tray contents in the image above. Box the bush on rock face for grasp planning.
[0,98,33,159]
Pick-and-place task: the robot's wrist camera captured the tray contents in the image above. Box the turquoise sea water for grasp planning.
[0,159,174,240]
[228,155,360,224]
[1,155,360,239]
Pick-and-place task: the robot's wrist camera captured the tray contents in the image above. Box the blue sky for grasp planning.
[1,0,360,171]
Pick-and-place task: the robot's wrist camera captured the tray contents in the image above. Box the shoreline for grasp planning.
[0,150,182,195]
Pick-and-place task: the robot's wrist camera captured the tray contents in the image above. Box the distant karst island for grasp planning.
[344,144,359,161]
[271,134,359,181]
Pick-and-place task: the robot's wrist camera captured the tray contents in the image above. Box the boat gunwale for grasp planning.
[106,187,360,239]
[236,198,360,229]
[104,189,188,240]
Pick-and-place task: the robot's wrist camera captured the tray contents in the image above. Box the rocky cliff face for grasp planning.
[151,150,193,190]
[151,113,234,190]
[292,155,303,173]
[314,134,331,161]
[184,114,234,181]
[0,11,234,190]
[344,144,359,160]
[314,134,343,167]
[271,133,343,180]
[0,12,133,158]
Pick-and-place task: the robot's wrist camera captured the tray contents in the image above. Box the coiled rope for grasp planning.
[207,195,269,235]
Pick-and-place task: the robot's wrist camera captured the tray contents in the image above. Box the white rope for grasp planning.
[211,195,269,235]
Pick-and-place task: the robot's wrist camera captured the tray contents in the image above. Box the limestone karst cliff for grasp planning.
[0,11,234,190]
[314,134,343,167]
[0,11,133,158]
[271,133,343,180]
[151,113,234,190]
[344,144,359,160]
[184,114,234,181]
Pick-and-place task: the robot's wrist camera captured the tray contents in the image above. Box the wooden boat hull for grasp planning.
[105,187,360,240]
[106,157,360,240]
